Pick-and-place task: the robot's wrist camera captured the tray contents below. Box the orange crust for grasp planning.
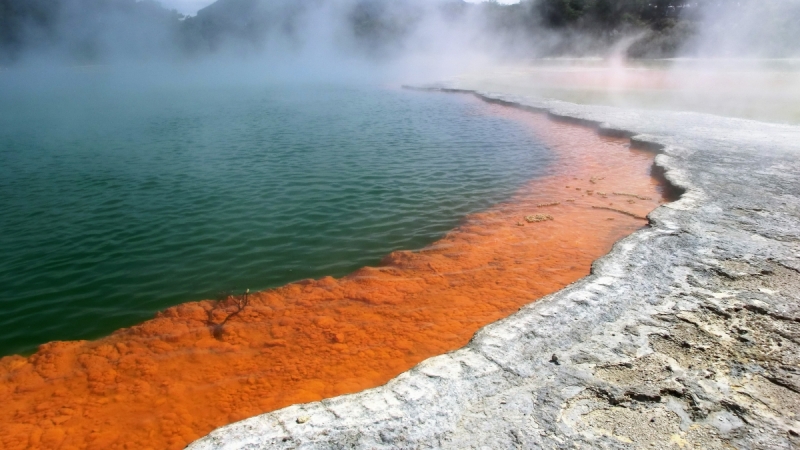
[0,103,666,450]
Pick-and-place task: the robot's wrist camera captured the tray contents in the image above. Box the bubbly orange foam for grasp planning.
[0,100,670,450]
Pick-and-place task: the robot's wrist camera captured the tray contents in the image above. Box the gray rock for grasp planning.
[188,87,800,449]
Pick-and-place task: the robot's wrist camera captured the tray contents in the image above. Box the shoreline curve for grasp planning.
[0,92,666,450]
[188,87,800,449]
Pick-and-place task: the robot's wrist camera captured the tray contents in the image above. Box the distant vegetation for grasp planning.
[0,0,797,65]
[0,0,182,63]
[476,0,704,58]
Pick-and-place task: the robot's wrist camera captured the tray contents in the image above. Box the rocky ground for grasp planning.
[188,87,800,449]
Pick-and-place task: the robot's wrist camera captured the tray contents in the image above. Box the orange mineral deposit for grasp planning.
[0,99,672,450]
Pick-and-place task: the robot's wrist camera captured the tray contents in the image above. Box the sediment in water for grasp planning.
[0,98,669,450]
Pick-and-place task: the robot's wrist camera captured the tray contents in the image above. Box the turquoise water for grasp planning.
[0,79,551,356]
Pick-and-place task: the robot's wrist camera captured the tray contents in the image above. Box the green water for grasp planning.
[0,78,551,356]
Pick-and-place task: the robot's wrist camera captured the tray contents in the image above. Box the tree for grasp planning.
[537,0,595,27]
[206,289,251,340]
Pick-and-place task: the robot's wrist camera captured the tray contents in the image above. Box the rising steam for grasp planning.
[1,0,799,121]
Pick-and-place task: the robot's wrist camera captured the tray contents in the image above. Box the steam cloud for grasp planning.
[1,0,799,112]
[2,0,799,67]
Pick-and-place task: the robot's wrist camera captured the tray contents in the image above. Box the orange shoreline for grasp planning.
[0,98,669,450]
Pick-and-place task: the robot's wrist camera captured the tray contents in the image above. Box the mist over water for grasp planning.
[2,0,797,121]
[3,0,799,88]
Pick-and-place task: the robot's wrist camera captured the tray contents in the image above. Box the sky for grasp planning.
[160,0,213,15]
[160,0,521,16]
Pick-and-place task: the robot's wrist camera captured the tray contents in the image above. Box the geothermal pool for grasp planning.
[0,82,554,356]
[0,81,669,450]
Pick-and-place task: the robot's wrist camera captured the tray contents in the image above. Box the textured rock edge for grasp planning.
[188,87,800,449]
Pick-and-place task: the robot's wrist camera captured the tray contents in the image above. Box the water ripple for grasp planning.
[0,84,552,356]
